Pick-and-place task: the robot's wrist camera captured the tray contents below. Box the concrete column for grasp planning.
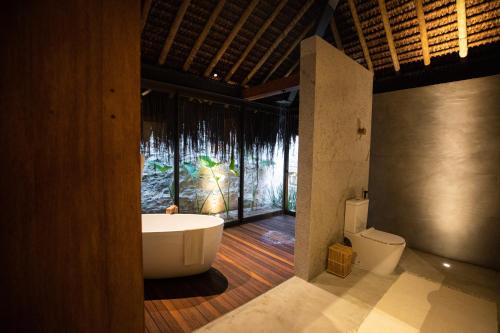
[295,36,373,280]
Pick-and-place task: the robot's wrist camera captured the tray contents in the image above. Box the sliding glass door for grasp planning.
[178,97,240,223]
[243,108,285,218]
[140,89,296,224]
[140,92,176,213]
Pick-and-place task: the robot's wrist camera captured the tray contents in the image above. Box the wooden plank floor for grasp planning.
[144,215,295,333]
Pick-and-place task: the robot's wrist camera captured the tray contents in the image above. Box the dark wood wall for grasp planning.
[0,1,144,332]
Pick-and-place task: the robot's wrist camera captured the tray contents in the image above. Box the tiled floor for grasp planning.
[196,247,499,332]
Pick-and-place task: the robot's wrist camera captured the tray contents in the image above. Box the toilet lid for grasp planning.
[361,228,405,245]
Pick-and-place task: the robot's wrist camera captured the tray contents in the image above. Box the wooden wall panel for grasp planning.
[0,1,143,332]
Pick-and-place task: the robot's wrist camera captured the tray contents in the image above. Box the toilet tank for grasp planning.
[344,199,369,233]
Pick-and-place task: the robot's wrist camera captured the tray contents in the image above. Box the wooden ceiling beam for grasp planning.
[347,0,373,71]
[243,74,299,101]
[316,1,338,36]
[225,0,287,82]
[377,0,400,71]
[141,0,153,32]
[285,59,299,78]
[287,0,338,105]
[262,21,315,84]
[456,0,468,58]
[158,0,191,65]
[241,0,315,86]
[414,0,431,65]
[183,0,225,72]
[204,0,260,77]
[330,18,343,51]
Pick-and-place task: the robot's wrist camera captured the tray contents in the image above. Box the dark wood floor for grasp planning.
[144,215,296,333]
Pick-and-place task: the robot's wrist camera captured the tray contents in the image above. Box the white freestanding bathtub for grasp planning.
[142,214,224,279]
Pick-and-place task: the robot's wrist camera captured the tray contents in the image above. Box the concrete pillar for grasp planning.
[295,36,373,280]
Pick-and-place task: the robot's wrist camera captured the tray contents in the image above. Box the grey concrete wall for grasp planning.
[296,36,373,280]
[369,75,500,270]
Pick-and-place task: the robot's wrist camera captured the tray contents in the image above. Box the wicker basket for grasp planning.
[327,243,353,278]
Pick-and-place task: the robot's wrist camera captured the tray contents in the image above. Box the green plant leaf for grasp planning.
[147,160,157,170]
[229,155,239,176]
[199,155,220,168]
[148,160,172,173]
[182,161,199,179]
[159,165,172,173]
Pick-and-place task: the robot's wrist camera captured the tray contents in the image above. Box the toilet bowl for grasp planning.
[344,199,405,275]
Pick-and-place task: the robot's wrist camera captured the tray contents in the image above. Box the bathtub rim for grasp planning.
[141,213,224,233]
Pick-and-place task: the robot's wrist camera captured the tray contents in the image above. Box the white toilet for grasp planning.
[344,199,405,275]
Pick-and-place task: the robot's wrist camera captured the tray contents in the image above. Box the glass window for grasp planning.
[140,92,176,213]
[243,109,285,218]
[287,135,299,212]
[178,97,240,223]
[140,91,291,221]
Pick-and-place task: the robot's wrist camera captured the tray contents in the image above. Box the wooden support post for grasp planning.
[415,0,431,65]
[1,1,144,331]
[183,0,225,71]
[456,0,468,58]
[348,0,373,71]
[204,0,260,77]
[158,0,191,65]
[238,106,245,221]
[377,0,400,71]
[241,0,315,85]
[174,94,180,206]
[283,111,290,211]
[225,0,287,82]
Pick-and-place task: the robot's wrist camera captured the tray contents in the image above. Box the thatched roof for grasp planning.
[141,91,290,159]
[141,0,499,88]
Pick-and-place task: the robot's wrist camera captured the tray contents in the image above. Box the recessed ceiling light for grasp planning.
[442,262,451,268]
[213,73,218,78]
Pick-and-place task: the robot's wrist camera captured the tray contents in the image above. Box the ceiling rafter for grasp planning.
[377,0,400,71]
[285,59,299,78]
[262,20,315,84]
[158,0,191,65]
[141,0,153,32]
[225,0,287,82]
[348,0,373,71]
[330,18,343,51]
[415,0,431,65]
[241,0,315,86]
[183,0,226,72]
[456,0,468,58]
[243,74,299,101]
[203,0,260,77]
[287,0,338,105]
[140,0,500,90]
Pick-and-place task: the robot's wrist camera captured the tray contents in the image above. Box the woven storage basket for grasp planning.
[327,243,353,278]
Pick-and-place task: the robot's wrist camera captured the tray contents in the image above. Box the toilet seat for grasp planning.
[361,228,405,245]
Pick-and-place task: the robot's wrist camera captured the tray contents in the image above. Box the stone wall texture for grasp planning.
[295,37,373,280]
